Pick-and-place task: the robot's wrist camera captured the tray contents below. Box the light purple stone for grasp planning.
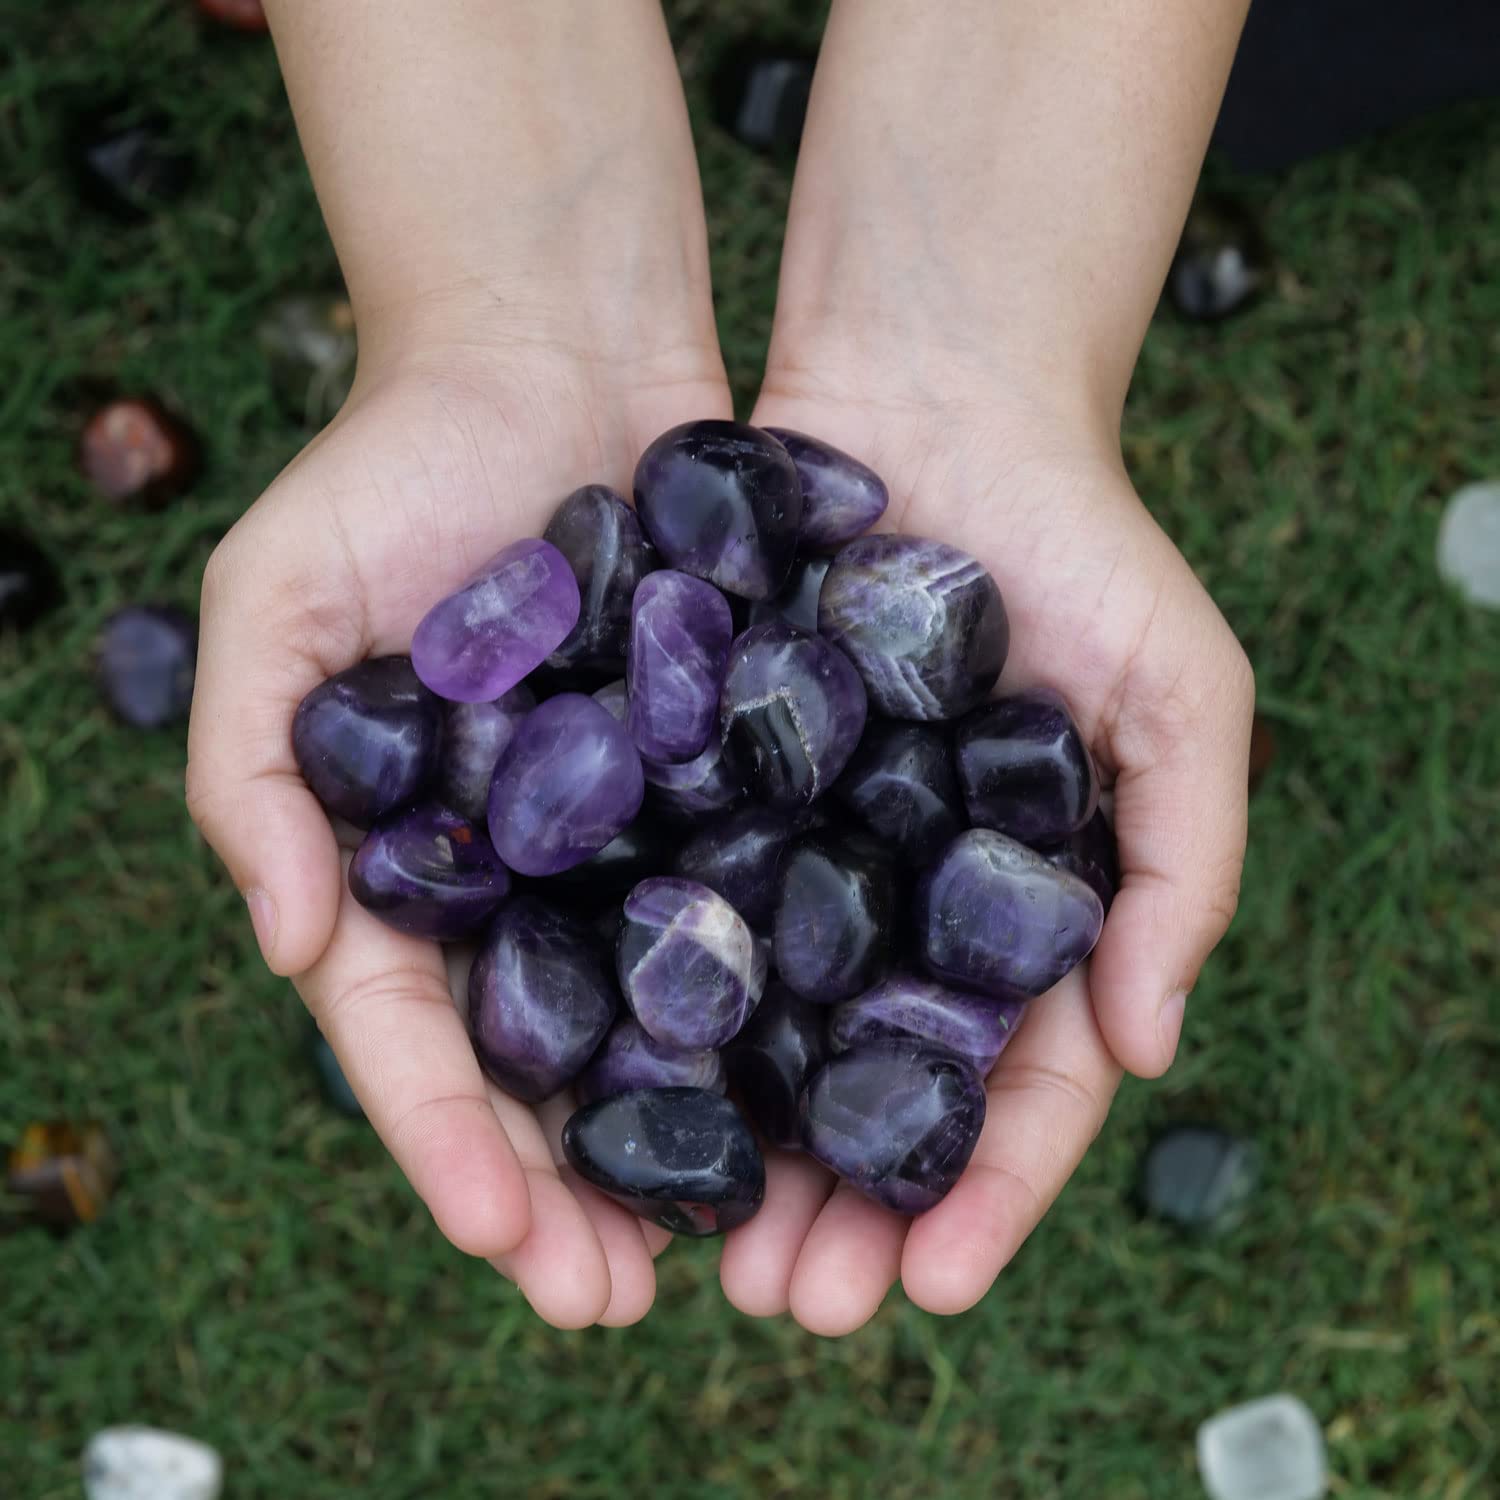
[917,829,1104,1000]
[627,570,733,763]
[487,693,644,877]
[576,1018,725,1105]
[829,975,1025,1077]
[436,685,535,822]
[617,877,764,1050]
[411,538,580,703]
[592,678,628,722]
[644,738,744,820]
[763,428,888,550]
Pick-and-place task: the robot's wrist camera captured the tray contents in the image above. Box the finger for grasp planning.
[901,970,1119,1315]
[560,1168,660,1327]
[788,1183,907,1337]
[1090,631,1254,1075]
[186,528,360,975]
[720,1149,837,1318]
[301,874,531,1261]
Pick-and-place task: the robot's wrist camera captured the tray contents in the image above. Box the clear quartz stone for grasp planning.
[1436,480,1500,609]
[1196,1395,1328,1500]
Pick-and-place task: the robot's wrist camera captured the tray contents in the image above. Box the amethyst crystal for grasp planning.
[292,657,443,827]
[95,605,196,728]
[468,895,617,1102]
[834,719,964,864]
[745,554,831,634]
[0,528,62,630]
[544,484,655,673]
[956,689,1099,844]
[828,975,1024,1077]
[801,1041,986,1213]
[487,693,643,876]
[562,1087,765,1236]
[577,1019,725,1105]
[762,428,888,550]
[719,620,867,808]
[617,877,764,1050]
[592,678,629,722]
[818,534,1009,721]
[540,813,676,896]
[349,804,510,940]
[643,738,744,820]
[633,421,802,601]
[672,805,805,931]
[723,980,827,1150]
[917,830,1104,1000]
[1044,808,1120,915]
[436,685,535,822]
[411,538,580,703]
[627,570,733,763]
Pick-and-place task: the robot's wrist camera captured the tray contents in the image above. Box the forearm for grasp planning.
[263,0,713,361]
[774,0,1248,431]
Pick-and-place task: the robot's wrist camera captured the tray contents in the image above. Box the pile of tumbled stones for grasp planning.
[291,420,1115,1235]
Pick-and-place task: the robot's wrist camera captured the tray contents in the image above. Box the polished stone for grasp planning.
[196,0,268,31]
[96,606,196,728]
[801,1040,986,1214]
[411,537,580,703]
[576,1018,725,1105]
[562,1087,765,1235]
[627,569,733,763]
[712,42,814,157]
[917,830,1104,1000]
[292,657,443,826]
[834,719,964,864]
[592,677,628,722]
[672,805,805,930]
[818,534,1009,721]
[436,685,535,822]
[537,810,676,896]
[487,693,644,876]
[763,428,888,549]
[4,1120,117,1230]
[744,554,831,634]
[719,620,867,808]
[82,1426,222,1500]
[0,528,62,631]
[67,109,195,222]
[1044,808,1119,915]
[633,420,802,600]
[1139,1124,1260,1233]
[643,737,744,820]
[617,877,763,1049]
[78,398,200,507]
[257,293,355,427]
[468,895,618,1101]
[1169,196,1268,323]
[349,804,510,940]
[544,484,656,673]
[723,980,827,1150]
[829,975,1023,1077]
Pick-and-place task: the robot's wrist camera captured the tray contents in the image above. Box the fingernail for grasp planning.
[1157,990,1187,1061]
[245,887,277,966]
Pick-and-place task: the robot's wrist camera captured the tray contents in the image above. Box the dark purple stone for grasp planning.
[544,485,656,673]
[917,830,1104,1000]
[487,693,644,877]
[719,620,867,809]
[292,657,443,827]
[1044,808,1120,915]
[801,1041,986,1214]
[67,106,194,222]
[349,804,510,940]
[834,719,965,864]
[957,690,1099,844]
[762,428,888,550]
[617,877,764,1050]
[562,1087,765,1236]
[1169,196,1268,323]
[828,975,1024,1077]
[539,811,677,896]
[95,605,196,728]
[592,678,628,722]
[633,421,802,601]
[644,738,745,821]
[577,1019,725,1105]
[627,570,733,763]
[672,805,805,931]
[0,528,62,630]
[468,895,618,1102]
[744,554,831,635]
[436,685,535,822]
[773,830,896,1004]
[723,980,827,1150]
[411,538,580,703]
[818,534,1009,721]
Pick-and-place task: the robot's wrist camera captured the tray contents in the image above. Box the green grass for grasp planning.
[3,3,1499,1495]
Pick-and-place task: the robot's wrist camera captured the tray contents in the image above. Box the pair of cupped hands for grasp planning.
[185,219,1253,1333]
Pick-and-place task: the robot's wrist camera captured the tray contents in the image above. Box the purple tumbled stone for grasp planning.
[1044,808,1119,915]
[834,719,965,865]
[633,420,802,601]
[468,895,618,1102]
[411,537,580,703]
[644,737,745,821]
[292,657,443,826]
[627,570,733,763]
[577,1018,725,1105]
[436,684,535,822]
[672,805,805,931]
[828,975,1024,1077]
[917,829,1104,1000]
[762,428,888,550]
[723,980,827,1150]
[744,554,831,634]
[539,812,676,896]
[957,689,1099,844]
[719,620,867,809]
[617,877,764,1050]
[96,604,197,728]
[487,693,644,876]
[544,484,656,673]
[349,804,510,940]
[818,534,1009,721]
[592,678,629,722]
[801,1040,986,1214]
